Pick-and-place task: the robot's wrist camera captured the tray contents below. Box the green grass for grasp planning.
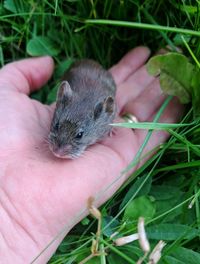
[1,0,200,263]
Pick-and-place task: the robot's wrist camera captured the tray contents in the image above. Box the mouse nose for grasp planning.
[52,145,72,158]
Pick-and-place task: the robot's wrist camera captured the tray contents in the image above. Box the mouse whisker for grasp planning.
[43,141,50,149]
[85,146,106,158]
[81,148,95,159]
[70,154,80,159]
[43,137,49,144]
[43,134,54,145]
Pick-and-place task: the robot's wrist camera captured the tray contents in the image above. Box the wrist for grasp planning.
[0,200,38,263]
[0,159,61,263]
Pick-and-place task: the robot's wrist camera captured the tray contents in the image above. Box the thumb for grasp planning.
[0,56,54,95]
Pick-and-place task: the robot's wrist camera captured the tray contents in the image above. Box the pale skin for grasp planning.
[0,47,183,263]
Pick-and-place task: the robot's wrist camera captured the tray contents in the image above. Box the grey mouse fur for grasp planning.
[48,59,117,159]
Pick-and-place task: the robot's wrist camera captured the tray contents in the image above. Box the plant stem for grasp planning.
[85,19,200,37]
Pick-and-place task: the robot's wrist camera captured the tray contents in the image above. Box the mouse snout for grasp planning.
[49,144,72,158]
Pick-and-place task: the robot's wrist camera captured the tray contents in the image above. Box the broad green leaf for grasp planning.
[30,89,45,102]
[191,70,200,117]
[146,52,200,117]
[154,199,182,222]
[160,71,190,103]
[120,174,152,210]
[146,53,194,90]
[146,224,199,241]
[76,250,100,263]
[162,255,185,264]
[81,217,90,226]
[171,247,200,264]
[54,59,74,79]
[146,53,194,104]
[57,235,80,253]
[173,34,191,46]
[46,84,59,104]
[163,175,186,187]
[108,246,143,264]
[107,252,138,264]
[31,84,50,103]
[108,254,128,264]
[173,3,198,14]
[27,36,60,56]
[47,59,74,104]
[4,0,19,13]
[123,195,156,224]
[85,256,100,264]
[102,216,120,237]
[149,185,184,223]
[4,0,29,13]
[150,185,182,200]
[149,185,184,222]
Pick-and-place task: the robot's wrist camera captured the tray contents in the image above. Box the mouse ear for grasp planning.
[104,96,115,114]
[94,102,103,120]
[57,81,73,101]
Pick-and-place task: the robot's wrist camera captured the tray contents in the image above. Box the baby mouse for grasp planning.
[48,59,117,159]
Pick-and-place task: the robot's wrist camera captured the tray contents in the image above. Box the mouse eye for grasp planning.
[54,122,59,130]
[75,130,84,139]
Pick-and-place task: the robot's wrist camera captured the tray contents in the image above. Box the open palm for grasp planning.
[0,47,183,263]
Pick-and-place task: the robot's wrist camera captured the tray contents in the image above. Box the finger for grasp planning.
[110,46,151,86]
[122,78,166,121]
[0,56,54,94]
[116,65,156,112]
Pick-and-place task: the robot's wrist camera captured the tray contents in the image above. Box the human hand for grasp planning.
[0,47,183,263]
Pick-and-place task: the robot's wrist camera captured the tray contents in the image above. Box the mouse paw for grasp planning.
[109,128,117,137]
